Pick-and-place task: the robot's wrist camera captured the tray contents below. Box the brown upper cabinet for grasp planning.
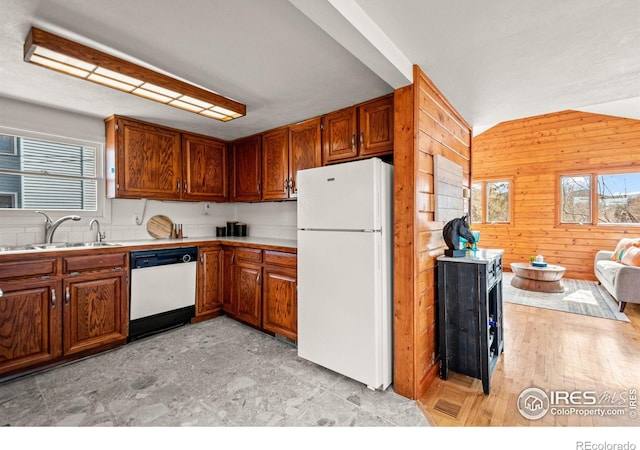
[105,116,228,202]
[288,118,322,197]
[105,94,390,203]
[106,116,181,200]
[230,134,262,202]
[182,134,228,202]
[261,127,290,201]
[261,118,322,200]
[322,94,394,164]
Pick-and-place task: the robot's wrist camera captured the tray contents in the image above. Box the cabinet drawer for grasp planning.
[264,251,297,268]
[0,258,57,280]
[235,247,262,263]
[63,252,127,274]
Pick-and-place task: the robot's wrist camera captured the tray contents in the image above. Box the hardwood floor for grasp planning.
[418,297,640,426]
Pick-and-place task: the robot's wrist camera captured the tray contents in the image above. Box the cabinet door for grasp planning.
[262,128,290,200]
[0,279,62,376]
[358,95,394,157]
[182,134,228,202]
[322,107,357,164]
[230,135,262,202]
[263,265,297,341]
[233,262,262,327]
[289,118,321,197]
[114,118,182,200]
[222,248,236,315]
[63,272,128,357]
[196,246,223,319]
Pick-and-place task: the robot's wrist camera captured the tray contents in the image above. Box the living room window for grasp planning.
[560,175,591,224]
[559,171,640,225]
[471,179,512,224]
[0,132,99,212]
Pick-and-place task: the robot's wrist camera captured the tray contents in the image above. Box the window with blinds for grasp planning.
[0,133,98,211]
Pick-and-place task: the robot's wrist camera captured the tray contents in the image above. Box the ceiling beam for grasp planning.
[289,0,412,89]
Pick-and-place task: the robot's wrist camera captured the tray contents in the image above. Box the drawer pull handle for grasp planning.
[256,273,261,285]
[0,287,3,298]
[51,288,56,308]
[65,286,71,305]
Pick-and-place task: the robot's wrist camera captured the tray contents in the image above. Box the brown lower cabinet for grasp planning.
[194,245,224,321]
[0,277,62,376]
[221,248,236,315]
[230,247,262,327]
[0,252,129,378]
[0,244,297,379]
[219,246,297,340]
[62,271,127,357]
[262,251,297,341]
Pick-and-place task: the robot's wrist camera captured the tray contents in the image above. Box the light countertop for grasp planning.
[0,235,297,257]
[437,248,504,264]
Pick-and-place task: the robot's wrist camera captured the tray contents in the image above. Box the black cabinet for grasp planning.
[437,249,504,394]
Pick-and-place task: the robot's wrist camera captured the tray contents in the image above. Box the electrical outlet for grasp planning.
[203,202,211,215]
[133,213,142,225]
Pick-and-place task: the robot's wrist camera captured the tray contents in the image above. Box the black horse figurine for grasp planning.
[443,214,475,257]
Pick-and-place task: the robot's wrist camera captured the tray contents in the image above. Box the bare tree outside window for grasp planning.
[598,173,640,224]
[560,175,591,224]
[471,183,482,224]
[486,181,510,223]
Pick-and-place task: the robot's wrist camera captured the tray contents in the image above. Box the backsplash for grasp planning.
[0,199,298,247]
[235,201,297,240]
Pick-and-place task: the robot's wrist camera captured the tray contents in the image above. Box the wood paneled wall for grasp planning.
[472,110,640,280]
[394,66,471,399]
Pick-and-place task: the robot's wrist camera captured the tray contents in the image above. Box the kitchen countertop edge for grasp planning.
[0,236,297,260]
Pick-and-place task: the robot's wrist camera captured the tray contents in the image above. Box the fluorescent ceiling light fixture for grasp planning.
[24,27,246,122]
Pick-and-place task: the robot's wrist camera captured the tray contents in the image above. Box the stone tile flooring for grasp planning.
[0,316,428,427]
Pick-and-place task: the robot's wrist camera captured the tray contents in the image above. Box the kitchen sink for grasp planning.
[0,242,122,252]
[0,244,42,252]
[64,242,122,248]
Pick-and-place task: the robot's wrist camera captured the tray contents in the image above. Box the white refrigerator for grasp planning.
[297,157,393,390]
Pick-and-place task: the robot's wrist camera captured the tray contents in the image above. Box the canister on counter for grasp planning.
[226,221,238,236]
[216,226,226,237]
[234,222,247,237]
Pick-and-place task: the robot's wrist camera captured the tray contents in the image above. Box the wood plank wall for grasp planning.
[393,66,471,399]
[472,110,640,280]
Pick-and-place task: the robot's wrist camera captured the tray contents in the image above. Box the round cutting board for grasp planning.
[147,215,173,238]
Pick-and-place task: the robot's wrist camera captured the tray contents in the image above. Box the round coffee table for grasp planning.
[510,262,566,293]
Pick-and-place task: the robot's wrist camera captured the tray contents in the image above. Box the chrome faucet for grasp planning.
[35,211,81,243]
[90,219,105,242]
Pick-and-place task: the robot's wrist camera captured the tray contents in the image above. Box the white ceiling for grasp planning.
[0,0,638,140]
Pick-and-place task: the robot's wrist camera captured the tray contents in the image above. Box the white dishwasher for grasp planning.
[129,246,197,341]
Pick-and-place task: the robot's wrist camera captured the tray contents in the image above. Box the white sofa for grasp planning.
[594,250,640,312]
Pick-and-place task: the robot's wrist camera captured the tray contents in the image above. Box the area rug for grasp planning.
[502,272,630,322]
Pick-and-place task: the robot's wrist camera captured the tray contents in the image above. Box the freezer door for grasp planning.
[297,229,391,389]
[297,158,380,230]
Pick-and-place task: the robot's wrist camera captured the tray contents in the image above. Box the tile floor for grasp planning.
[0,316,428,427]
